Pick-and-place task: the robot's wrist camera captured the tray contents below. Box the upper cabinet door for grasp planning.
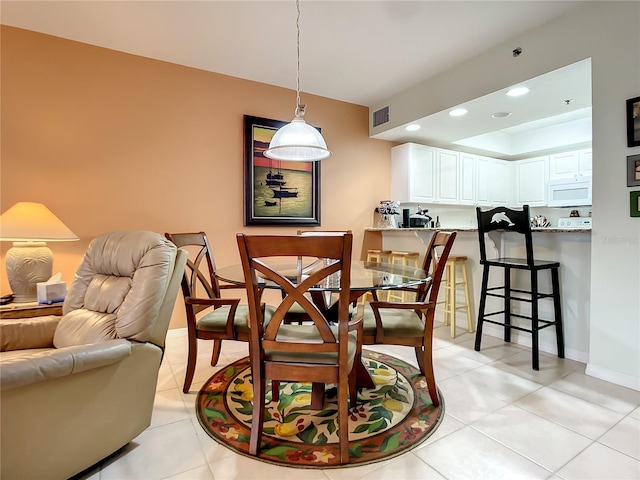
[459,153,476,205]
[436,149,459,204]
[578,148,592,176]
[489,159,512,206]
[515,156,548,206]
[391,143,436,203]
[549,151,580,179]
[550,148,592,180]
[475,156,492,205]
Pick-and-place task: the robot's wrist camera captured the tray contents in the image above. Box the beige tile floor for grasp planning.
[76,325,640,480]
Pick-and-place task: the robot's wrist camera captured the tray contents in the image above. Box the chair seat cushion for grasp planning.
[362,304,425,339]
[265,325,358,369]
[197,304,275,335]
[0,339,131,390]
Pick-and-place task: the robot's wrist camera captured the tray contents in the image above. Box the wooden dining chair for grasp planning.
[361,231,457,406]
[236,232,360,464]
[165,232,274,393]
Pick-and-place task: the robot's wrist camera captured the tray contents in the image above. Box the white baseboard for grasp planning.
[585,363,640,391]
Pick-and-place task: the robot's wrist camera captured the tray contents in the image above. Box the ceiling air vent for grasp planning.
[373,106,390,127]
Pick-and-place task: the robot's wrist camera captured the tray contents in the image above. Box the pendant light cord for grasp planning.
[295,0,304,118]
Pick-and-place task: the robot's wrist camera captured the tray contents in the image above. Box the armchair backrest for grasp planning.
[54,231,186,349]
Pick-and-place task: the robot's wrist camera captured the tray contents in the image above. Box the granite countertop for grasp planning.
[365,227,592,233]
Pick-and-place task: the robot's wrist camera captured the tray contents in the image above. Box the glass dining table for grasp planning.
[216,259,430,300]
[215,259,431,393]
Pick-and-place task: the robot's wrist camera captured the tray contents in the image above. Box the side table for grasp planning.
[0,301,64,319]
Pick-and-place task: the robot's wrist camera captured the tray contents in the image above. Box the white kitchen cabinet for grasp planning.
[435,149,459,204]
[459,152,476,205]
[549,148,592,179]
[391,143,436,203]
[475,156,492,206]
[475,156,512,206]
[579,149,592,176]
[489,159,512,206]
[515,156,548,206]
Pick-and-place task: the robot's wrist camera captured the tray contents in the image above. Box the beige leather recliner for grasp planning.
[0,231,188,480]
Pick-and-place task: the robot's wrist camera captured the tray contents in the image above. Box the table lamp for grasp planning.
[0,202,79,303]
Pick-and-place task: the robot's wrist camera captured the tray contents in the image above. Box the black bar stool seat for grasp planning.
[475,205,565,370]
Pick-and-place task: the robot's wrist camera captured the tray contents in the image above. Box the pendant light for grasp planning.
[264,0,331,162]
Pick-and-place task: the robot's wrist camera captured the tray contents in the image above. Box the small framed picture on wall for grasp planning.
[626,96,640,147]
[628,154,640,187]
[631,191,640,217]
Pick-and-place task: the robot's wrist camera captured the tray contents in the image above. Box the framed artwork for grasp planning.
[626,96,640,147]
[628,154,640,187]
[631,191,640,217]
[243,115,321,226]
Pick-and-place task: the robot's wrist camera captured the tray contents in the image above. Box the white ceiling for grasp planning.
[373,58,593,159]
[1,0,591,156]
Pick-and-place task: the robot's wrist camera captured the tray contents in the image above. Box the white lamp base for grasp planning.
[5,242,53,303]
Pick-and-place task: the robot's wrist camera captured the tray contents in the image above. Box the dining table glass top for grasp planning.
[215,260,429,292]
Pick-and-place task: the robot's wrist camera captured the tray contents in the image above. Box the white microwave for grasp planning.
[548,176,592,207]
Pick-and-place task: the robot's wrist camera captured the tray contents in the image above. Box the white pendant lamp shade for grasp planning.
[264,0,331,162]
[264,116,331,161]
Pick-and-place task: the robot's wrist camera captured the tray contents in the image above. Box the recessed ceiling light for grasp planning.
[491,111,512,118]
[506,86,529,97]
[449,108,468,117]
[405,124,421,131]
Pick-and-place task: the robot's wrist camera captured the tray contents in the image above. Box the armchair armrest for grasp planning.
[0,315,62,352]
[369,301,434,310]
[0,339,131,390]
[367,301,436,344]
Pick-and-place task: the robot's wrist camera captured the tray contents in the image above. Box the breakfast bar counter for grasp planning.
[363,226,592,363]
[365,227,593,233]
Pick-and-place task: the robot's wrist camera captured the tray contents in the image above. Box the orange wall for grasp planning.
[0,26,394,327]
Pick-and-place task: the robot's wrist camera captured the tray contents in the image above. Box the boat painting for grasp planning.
[244,115,320,226]
[271,186,298,198]
[265,168,286,187]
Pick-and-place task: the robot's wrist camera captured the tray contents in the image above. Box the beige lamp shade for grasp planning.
[0,202,78,303]
[0,202,79,242]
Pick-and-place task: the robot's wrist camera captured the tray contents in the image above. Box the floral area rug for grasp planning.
[196,350,444,468]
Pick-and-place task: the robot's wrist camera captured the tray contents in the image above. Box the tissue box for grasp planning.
[37,282,66,304]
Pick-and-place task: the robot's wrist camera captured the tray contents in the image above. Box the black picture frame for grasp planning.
[631,191,640,217]
[626,96,640,147]
[243,115,321,226]
[628,154,640,187]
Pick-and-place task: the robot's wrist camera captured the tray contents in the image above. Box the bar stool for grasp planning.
[362,249,392,303]
[437,255,474,338]
[475,205,564,370]
[387,251,420,302]
[366,249,392,264]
